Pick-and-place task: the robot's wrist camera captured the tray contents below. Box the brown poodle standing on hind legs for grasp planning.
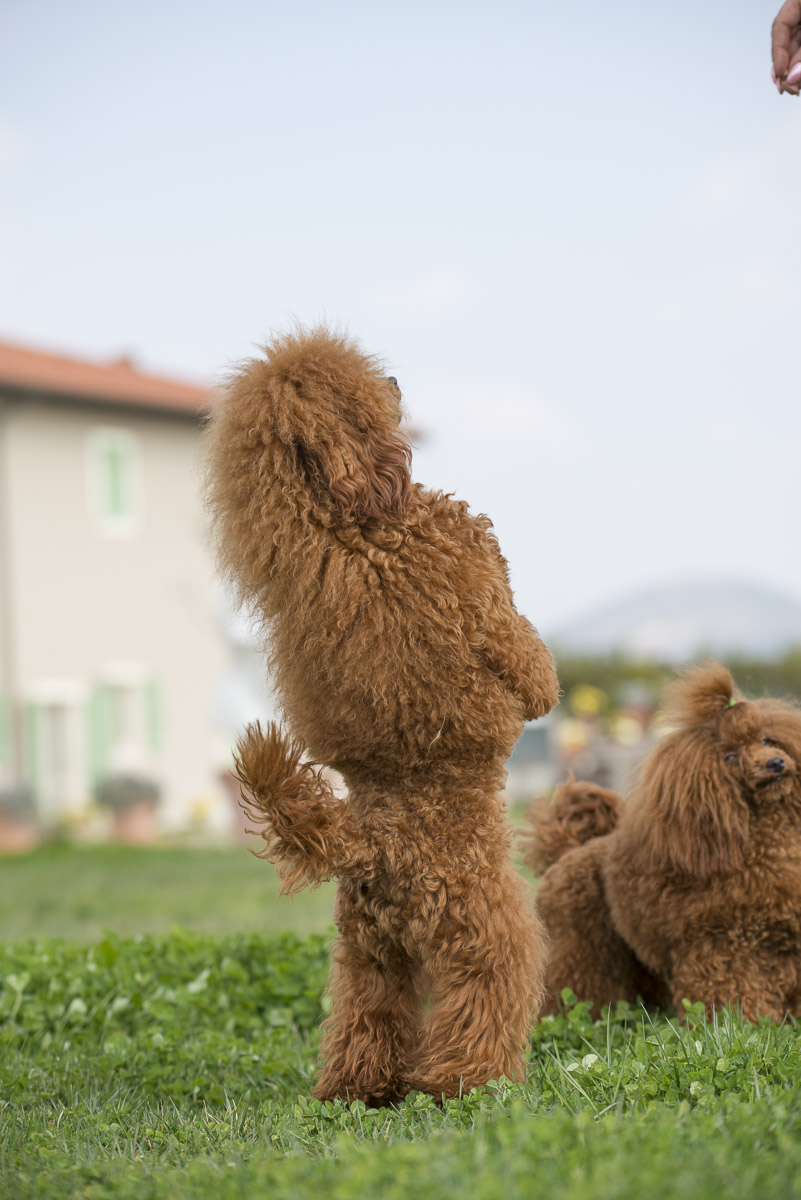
[205,327,559,1104]
[524,663,801,1022]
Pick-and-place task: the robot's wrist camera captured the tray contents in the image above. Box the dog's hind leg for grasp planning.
[537,838,666,1017]
[406,867,545,1099]
[312,884,426,1106]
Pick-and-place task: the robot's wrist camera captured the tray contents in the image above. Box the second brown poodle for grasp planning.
[205,327,559,1103]
[525,663,801,1022]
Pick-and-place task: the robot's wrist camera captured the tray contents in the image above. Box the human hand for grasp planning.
[772,0,801,94]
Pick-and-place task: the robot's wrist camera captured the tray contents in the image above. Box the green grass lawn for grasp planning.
[2,847,801,1198]
[0,842,337,941]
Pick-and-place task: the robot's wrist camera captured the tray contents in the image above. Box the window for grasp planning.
[26,680,90,823]
[89,663,163,780]
[87,428,143,537]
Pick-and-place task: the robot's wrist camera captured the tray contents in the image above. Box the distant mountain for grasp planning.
[553,579,801,661]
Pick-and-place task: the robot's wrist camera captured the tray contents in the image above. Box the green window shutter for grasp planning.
[145,678,164,752]
[87,686,115,783]
[88,430,141,532]
[104,444,130,519]
[24,703,41,800]
[0,696,9,767]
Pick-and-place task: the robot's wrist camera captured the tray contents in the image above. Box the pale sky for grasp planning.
[2,0,799,637]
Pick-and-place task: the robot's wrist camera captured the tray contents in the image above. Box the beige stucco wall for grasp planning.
[2,394,232,831]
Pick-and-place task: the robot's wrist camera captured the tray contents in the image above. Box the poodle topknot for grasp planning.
[205,326,559,1103]
[524,662,801,1022]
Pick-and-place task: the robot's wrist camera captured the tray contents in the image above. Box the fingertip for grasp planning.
[785,61,801,87]
[772,43,790,80]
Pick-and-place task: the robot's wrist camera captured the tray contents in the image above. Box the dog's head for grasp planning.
[631,663,801,877]
[255,327,412,525]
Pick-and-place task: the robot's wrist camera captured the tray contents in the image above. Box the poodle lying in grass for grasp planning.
[524,663,801,1021]
[205,327,559,1103]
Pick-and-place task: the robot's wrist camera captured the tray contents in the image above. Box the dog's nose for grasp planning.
[387,376,398,386]
[767,756,786,774]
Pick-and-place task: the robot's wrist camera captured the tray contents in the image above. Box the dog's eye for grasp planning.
[762,737,777,747]
[725,751,738,762]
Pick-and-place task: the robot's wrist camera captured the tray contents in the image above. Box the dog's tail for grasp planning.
[521,774,624,876]
[205,327,413,615]
[233,722,372,894]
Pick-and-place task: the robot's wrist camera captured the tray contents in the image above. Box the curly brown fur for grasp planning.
[525,663,801,1022]
[522,774,624,876]
[206,326,558,1103]
[233,722,372,894]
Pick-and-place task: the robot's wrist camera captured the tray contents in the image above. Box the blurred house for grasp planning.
[0,339,241,834]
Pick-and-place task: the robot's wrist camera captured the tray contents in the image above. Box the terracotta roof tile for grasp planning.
[0,339,213,414]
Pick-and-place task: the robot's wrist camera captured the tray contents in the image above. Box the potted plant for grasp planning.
[95,774,161,844]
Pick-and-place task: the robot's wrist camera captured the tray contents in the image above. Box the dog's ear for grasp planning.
[660,662,738,730]
[310,420,413,525]
[263,332,412,526]
[631,733,749,877]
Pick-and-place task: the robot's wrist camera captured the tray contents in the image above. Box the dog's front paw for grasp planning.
[525,677,560,720]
